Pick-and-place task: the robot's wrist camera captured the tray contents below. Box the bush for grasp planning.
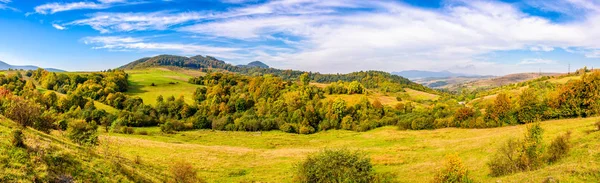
[547,131,571,163]
[433,154,473,183]
[66,120,98,146]
[137,130,148,135]
[161,121,175,134]
[488,123,545,176]
[295,149,374,183]
[11,129,25,148]
[121,127,135,134]
[488,138,522,176]
[170,161,204,183]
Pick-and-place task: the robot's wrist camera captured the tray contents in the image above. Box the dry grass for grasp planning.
[404,88,439,101]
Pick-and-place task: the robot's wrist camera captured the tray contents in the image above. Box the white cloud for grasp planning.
[518,58,558,65]
[0,0,18,11]
[69,11,206,33]
[52,24,66,30]
[82,36,243,59]
[34,0,141,14]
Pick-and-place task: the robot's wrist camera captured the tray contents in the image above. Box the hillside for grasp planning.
[118,55,435,93]
[0,117,160,182]
[450,72,561,91]
[105,117,599,182]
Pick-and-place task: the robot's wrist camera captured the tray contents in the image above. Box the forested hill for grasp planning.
[118,55,435,93]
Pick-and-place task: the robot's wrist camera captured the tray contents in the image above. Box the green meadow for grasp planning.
[100,117,600,183]
[125,68,204,105]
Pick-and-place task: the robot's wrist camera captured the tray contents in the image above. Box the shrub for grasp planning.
[170,161,204,183]
[433,154,473,183]
[66,120,98,146]
[11,129,25,148]
[295,149,374,183]
[121,127,135,134]
[137,130,148,135]
[488,123,546,176]
[488,138,522,176]
[279,123,297,133]
[161,121,175,134]
[547,131,571,163]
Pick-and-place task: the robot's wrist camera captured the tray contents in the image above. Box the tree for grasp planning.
[299,72,310,86]
[348,81,365,94]
[487,93,513,126]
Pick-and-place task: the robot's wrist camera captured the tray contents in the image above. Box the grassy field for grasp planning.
[102,117,600,183]
[125,68,204,106]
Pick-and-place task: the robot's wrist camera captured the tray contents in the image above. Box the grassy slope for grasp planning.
[0,116,166,182]
[105,117,600,183]
[125,68,204,106]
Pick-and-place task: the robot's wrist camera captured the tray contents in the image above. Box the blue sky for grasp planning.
[0,0,599,75]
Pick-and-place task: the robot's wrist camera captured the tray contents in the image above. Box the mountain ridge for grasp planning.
[392,70,487,79]
[0,60,65,72]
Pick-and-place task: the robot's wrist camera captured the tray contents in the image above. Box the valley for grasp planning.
[0,55,598,182]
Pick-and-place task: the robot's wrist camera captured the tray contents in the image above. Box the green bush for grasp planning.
[295,149,374,183]
[161,121,175,134]
[433,154,473,183]
[547,131,571,163]
[66,120,98,146]
[121,127,135,134]
[11,129,25,148]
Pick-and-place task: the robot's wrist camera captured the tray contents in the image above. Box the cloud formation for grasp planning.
[82,36,243,59]
[518,58,558,65]
[51,0,600,74]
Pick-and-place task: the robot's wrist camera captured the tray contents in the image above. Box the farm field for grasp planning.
[102,117,600,183]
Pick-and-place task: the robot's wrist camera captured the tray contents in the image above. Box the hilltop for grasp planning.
[237,61,269,68]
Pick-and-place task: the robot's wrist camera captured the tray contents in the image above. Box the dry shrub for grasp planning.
[433,154,473,183]
[547,131,572,163]
[170,161,204,183]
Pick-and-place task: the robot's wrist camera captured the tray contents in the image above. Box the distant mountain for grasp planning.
[392,70,481,79]
[237,61,269,69]
[0,60,65,72]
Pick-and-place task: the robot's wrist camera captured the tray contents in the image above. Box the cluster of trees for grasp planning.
[186,72,410,134]
[324,81,365,94]
[0,72,104,146]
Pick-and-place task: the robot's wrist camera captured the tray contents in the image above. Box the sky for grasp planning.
[0,0,599,75]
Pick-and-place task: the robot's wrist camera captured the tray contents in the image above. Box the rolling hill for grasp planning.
[0,60,64,72]
[118,55,435,93]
